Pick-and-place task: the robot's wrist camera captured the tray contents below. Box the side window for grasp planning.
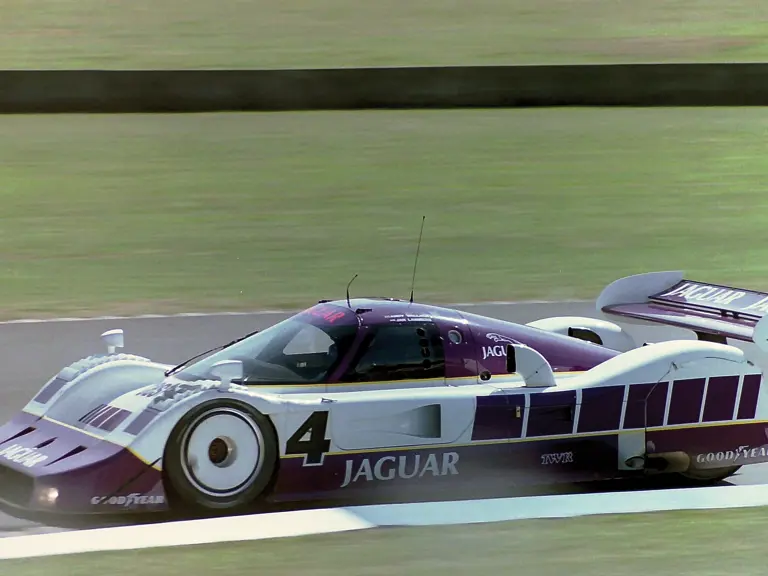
[243,323,357,384]
[343,322,445,382]
[282,325,335,356]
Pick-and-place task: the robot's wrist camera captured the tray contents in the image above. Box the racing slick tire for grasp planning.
[678,465,741,484]
[163,399,278,513]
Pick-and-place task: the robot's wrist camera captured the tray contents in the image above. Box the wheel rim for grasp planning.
[179,408,265,498]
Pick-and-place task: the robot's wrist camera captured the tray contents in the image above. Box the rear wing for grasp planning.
[596,271,768,351]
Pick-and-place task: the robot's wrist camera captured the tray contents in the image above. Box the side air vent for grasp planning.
[35,438,55,449]
[46,445,87,467]
[1,426,36,445]
[79,404,131,432]
[568,327,604,346]
[696,331,727,345]
[33,377,69,404]
[80,404,109,425]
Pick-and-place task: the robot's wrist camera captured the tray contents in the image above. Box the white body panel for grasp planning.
[527,316,637,352]
[17,337,764,473]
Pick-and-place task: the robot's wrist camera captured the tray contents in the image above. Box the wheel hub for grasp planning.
[208,437,228,465]
[180,408,265,497]
[207,436,234,467]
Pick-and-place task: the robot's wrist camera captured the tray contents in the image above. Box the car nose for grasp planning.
[0,415,105,476]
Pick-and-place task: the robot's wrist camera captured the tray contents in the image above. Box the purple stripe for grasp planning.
[100,409,131,432]
[505,395,524,439]
[667,378,705,425]
[647,382,669,427]
[623,382,668,429]
[79,404,107,425]
[85,405,113,427]
[577,386,624,433]
[124,409,158,435]
[472,396,508,441]
[527,390,575,437]
[34,377,68,404]
[90,406,118,428]
[530,391,576,408]
[702,376,739,422]
[737,374,761,420]
[272,435,621,500]
[471,395,524,440]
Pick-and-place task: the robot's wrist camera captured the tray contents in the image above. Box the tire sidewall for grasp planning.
[679,465,741,484]
[163,398,278,511]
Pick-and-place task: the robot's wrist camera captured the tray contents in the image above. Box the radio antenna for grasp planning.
[346,273,358,308]
[409,216,426,303]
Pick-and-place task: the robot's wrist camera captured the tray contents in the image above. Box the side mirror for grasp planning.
[210,360,244,386]
[100,329,124,354]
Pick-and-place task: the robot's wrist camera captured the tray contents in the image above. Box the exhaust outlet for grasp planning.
[645,451,691,474]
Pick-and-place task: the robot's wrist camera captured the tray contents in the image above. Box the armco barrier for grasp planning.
[1,63,767,113]
[4,484,768,560]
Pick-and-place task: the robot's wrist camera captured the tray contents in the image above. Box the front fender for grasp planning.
[24,355,167,420]
[125,383,312,469]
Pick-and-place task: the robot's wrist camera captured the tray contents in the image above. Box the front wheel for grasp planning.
[163,399,278,513]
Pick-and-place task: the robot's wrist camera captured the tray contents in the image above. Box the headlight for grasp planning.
[34,486,59,507]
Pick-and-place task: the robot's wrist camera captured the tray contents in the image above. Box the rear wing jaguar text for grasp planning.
[596,271,768,350]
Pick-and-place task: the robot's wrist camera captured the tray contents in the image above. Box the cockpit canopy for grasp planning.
[172,298,615,386]
[174,305,358,384]
[173,301,450,385]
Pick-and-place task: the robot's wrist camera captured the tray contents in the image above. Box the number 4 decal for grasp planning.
[285,411,331,466]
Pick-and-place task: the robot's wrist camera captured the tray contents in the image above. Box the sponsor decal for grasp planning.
[482,332,515,360]
[660,282,746,307]
[541,451,574,465]
[304,305,347,324]
[340,452,459,488]
[137,381,212,399]
[659,281,768,314]
[744,297,768,314]
[137,381,225,411]
[695,445,768,465]
[0,444,48,468]
[91,493,165,507]
[384,313,433,323]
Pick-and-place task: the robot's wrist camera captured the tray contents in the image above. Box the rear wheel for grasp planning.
[163,399,278,513]
[678,465,741,484]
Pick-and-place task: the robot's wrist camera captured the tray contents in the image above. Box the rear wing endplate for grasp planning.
[596,271,768,351]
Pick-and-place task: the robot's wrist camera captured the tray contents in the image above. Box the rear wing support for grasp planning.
[597,271,768,352]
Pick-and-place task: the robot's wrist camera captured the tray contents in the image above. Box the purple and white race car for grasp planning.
[1,270,768,516]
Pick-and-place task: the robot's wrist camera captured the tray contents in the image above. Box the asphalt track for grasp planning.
[1,301,767,537]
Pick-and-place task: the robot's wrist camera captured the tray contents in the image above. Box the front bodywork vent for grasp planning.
[79,405,131,432]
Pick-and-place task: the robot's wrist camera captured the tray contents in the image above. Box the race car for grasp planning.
[1,270,767,516]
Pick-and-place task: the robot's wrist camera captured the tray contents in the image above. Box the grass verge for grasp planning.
[1,0,767,68]
[1,108,767,319]
[4,507,768,575]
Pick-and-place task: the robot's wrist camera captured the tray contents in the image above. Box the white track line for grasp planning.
[0,508,374,560]
[2,484,768,560]
[0,300,592,326]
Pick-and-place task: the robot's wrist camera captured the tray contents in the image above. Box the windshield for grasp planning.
[174,308,358,385]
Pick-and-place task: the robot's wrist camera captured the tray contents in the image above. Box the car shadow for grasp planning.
[0,474,742,532]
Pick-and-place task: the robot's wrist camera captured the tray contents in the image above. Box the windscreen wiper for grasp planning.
[163,329,260,377]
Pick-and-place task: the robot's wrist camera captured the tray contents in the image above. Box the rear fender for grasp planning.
[570,340,755,389]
